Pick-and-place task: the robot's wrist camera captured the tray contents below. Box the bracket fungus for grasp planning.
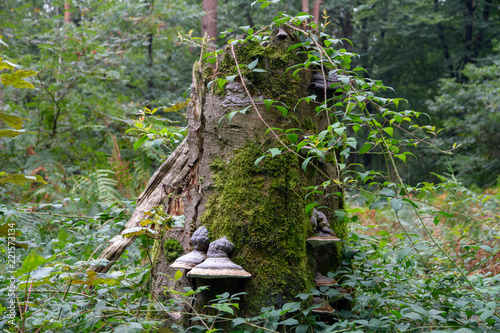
[314,272,337,287]
[170,226,210,270]
[311,297,335,316]
[307,209,341,247]
[308,71,341,93]
[187,236,251,279]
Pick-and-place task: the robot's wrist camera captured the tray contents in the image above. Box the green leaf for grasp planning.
[282,302,301,313]
[334,126,346,136]
[1,69,37,88]
[302,156,312,171]
[383,127,394,137]
[232,318,246,327]
[281,318,299,326]
[218,79,228,89]
[410,304,428,315]
[395,153,406,163]
[46,321,63,329]
[133,135,148,151]
[275,105,288,117]
[480,309,494,321]
[295,325,309,333]
[402,312,422,320]
[305,202,318,215]
[0,173,47,186]
[287,133,298,144]
[16,250,46,276]
[0,129,32,138]
[397,248,412,262]
[391,198,404,213]
[247,58,259,70]
[31,267,54,279]
[370,200,387,209]
[254,155,267,166]
[174,270,183,281]
[379,188,395,197]
[453,329,474,333]
[114,323,144,333]
[268,148,281,158]
[390,310,402,319]
[296,293,310,300]
[0,113,29,130]
[403,198,419,208]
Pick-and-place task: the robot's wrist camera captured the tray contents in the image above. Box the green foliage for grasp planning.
[427,49,500,187]
[0,37,46,187]
[156,222,500,332]
[0,0,196,202]
[0,1,499,333]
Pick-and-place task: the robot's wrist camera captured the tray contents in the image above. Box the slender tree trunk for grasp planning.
[147,32,154,97]
[302,0,309,14]
[434,0,455,78]
[312,0,323,24]
[64,1,71,24]
[463,0,475,67]
[201,0,218,49]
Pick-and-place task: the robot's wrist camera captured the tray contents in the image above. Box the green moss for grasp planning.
[302,117,317,132]
[202,142,315,313]
[215,41,302,107]
[163,238,184,263]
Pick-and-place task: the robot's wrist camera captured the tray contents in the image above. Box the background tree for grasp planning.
[427,46,500,187]
[202,0,218,48]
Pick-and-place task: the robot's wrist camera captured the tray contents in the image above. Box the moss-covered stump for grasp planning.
[201,143,313,313]
[149,27,348,319]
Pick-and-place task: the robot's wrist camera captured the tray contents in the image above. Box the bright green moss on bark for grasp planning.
[202,142,315,313]
[163,238,184,263]
[215,41,302,108]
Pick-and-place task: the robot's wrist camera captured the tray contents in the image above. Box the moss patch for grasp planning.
[215,41,303,107]
[163,238,184,264]
[202,142,314,314]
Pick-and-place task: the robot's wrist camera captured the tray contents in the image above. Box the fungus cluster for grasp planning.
[170,228,251,279]
[306,208,341,247]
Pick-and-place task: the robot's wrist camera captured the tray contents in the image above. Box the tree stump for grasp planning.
[94,27,348,319]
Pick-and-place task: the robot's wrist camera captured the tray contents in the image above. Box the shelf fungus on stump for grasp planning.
[311,297,335,316]
[314,272,337,287]
[308,71,341,93]
[187,236,251,279]
[306,209,341,247]
[170,226,210,270]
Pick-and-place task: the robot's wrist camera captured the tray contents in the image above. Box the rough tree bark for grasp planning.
[93,27,348,319]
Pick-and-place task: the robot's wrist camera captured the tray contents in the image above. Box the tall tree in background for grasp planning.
[202,0,218,48]
[64,0,71,24]
[302,0,309,14]
[312,0,322,24]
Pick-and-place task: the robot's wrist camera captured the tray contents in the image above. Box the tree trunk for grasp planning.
[201,0,218,49]
[93,28,348,321]
[64,1,71,24]
[302,0,309,14]
[149,29,347,317]
[312,0,323,24]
